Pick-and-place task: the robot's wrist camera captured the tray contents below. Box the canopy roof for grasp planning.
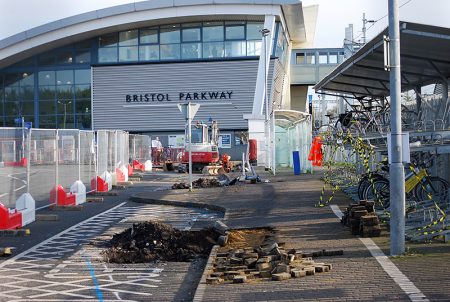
[274,110,309,129]
[314,22,450,98]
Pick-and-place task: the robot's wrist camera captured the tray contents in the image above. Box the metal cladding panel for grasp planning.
[92,60,262,131]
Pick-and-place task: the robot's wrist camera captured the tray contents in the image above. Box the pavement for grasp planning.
[1,169,449,301]
[133,169,450,302]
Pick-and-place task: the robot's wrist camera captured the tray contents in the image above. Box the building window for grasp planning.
[119,30,138,46]
[182,27,201,42]
[203,22,224,42]
[119,46,138,62]
[296,53,305,64]
[160,44,180,60]
[139,45,160,61]
[319,53,328,64]
[329,52,338,64]
[225,23,245,40]
[246,40,261,56]
[181,43,201,59]
[98,47,118,63]
[203,42,224,58]
[225,41,246,57]
[160,25,181,44]
[307,54,316,64]
[99,33,118,47]
[140,28,158,44]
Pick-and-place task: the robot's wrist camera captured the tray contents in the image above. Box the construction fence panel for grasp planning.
[116,131,129,167]
[57,129,79,192]
[129,134,152,163]
[161,148,184,163]
[29,129,57,207]
[0,127,28,208]
[97,130,109,176]
[80,131,96,192]
[108,130,117,172]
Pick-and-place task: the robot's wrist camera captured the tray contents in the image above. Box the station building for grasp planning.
[0,0,318,164]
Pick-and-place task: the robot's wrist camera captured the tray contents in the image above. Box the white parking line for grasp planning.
[330,204,429,302]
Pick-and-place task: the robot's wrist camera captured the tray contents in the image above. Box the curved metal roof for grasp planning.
[314,22,450,98]
[0,0,302,50]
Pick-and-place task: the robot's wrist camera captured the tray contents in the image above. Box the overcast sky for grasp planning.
[0,0,449,47]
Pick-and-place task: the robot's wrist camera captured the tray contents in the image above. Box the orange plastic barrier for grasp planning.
[50,185,76,206]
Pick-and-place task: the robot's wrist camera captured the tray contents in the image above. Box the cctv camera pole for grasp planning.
[388,0,405,256]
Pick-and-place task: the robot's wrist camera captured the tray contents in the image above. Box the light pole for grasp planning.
[58,100,72,129]
[260,28,270,170]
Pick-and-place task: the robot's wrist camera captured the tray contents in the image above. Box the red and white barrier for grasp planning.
[0,157,27,168]
[70,180,86,205]
[0,193,35,230]
[92,171,112,192]
[132,159,145,172]
[144,160,152,171]
[50,185,76,206]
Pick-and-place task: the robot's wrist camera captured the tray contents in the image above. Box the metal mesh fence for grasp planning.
[29,129,57,207]
[129,134,152,163]
[116,131,129,167]
[57,129,79,192]
[97,130,109,176]
[0,127,28,207]
[108,131,117,172]
[80,131,96,192]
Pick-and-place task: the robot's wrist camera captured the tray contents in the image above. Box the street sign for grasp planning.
[177,103,200,120]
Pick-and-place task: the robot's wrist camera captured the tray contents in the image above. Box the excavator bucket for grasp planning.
[202,165,226,175]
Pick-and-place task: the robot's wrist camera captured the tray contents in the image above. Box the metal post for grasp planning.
[260,28,270,171]
[388,0,405,256]
[55,130,59,205]
[188,107,193,192]
[272,112,276,175]
[26,129,31,194]
[78,131,81,181]
[21,117,25,159]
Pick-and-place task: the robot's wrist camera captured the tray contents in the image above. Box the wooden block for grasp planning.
[291,269,306,278]
[233,275,247,283]
[304,266,316,275]
[86,197,104,203]
[36,214,59,221]
[272,272,291,281]
[353,210,369,219]
[206,277,223,284]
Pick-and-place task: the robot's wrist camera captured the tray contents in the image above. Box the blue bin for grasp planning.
[293,151,300,175]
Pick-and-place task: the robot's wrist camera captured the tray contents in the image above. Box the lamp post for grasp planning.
[260,28,270,170]
[58,100,72,129]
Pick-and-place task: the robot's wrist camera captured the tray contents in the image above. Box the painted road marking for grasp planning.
[330,204,430,302]
[0,202,222,301]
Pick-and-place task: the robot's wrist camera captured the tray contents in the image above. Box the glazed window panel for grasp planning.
[246,40,261,56]
[182,28,201,42]
[57,100,74,115]
[38,71,55,86]
[160,26,181,44]
[181,43,201,59]
[225,41,246,57]
[160,44,180,60]
[20,73,34,86]
[22,101,34,115]
[4,73,19,87]
[4,101,21,115]
[246,22,264,40]
[75,85,91,98]
[319,53,328,64]
[98,47,118,63]
[119,30,138,46]
[76,114,91,129]
[4,87,19,101]
[38,52,56,66]
[74,69,91,84]
[56,70,74,85]
[57,85,73,99]
[99,33,118,47]
[225,25,245,40]
[57,114,75,129]
[119,46,138,62]
[21,86,34,100]
[329,52,338,64]
[75,50,91,64]
[76,99,91,114]
[139,45,160,61]
[140,28,158,44]
[39,86,55,100]
[39,101,56,115]
[203,42,224,58]
[203,24,224,42]
[57,50,74,65]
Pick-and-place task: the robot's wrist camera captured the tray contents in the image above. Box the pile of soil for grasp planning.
[103,221,218,263]
[172,177,222,189]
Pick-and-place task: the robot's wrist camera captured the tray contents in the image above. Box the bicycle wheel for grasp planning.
[363,178,390,209]
[357,173,385,200]
[413,176,449,205]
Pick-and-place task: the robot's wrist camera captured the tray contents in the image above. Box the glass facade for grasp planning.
[0,20,286,129]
